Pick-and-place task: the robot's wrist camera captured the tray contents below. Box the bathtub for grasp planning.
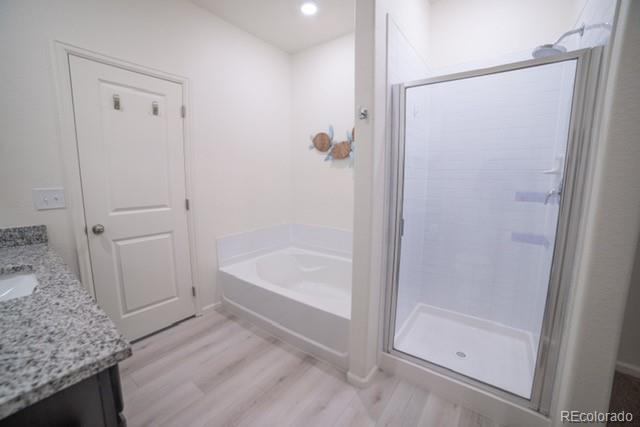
[219,240,351,369]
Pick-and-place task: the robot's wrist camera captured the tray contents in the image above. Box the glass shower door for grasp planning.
[387,52,594,404]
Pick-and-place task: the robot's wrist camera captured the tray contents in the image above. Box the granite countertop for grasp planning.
[0,226,132,419]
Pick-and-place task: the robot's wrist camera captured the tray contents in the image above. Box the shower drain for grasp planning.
[455,351,467,359]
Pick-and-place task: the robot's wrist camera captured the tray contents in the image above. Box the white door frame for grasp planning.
[51,41,204,315]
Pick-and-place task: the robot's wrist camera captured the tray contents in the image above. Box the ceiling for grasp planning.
[192,0,355,53]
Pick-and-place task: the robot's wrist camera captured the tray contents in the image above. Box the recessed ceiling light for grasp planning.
[300,1,318,16]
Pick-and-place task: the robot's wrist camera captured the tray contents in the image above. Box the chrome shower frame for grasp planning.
[383,47,604,414]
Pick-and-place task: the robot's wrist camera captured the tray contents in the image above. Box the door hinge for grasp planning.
[181,105,186,118]
[192,286,196,297]
[185,198,190,210]
[400,218,405,236]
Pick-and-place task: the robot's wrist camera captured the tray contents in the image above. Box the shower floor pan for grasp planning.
[394,303,536,398]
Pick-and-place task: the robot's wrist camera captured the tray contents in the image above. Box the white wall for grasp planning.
[605,0,640,380]
[618,246,640,376]
[0,0,356,311]
[349,0,432,384]
[0,0,293,309]
[553,0,640,421]
[291,34,355,231]
[427,0,587,69]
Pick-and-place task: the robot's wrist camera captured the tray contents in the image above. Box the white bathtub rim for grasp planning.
[215,222,353,240]
[290,243,351,260]
[219,244,351,269]
[219,243,288,267]
[216,222,289,241]
[221,295,349,371]
[220,246,352,319]
[216,223,353,267]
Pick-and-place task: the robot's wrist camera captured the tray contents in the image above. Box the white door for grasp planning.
[69,55,195,340]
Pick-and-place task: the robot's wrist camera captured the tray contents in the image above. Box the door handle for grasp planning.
[544,188,562,205]
[92,224,105,235]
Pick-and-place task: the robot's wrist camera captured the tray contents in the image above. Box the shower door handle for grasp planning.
[544,188,562,205]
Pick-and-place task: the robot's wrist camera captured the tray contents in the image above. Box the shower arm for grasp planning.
[554,22,612,45]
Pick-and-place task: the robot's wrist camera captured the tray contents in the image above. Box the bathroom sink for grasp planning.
[0,272,38,302]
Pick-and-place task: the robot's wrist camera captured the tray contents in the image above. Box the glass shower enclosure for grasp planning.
[385,48,601,412]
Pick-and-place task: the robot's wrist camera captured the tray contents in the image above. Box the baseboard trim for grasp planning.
[347,365,379,388]
[200,301,221,314]
[616,361,640,379]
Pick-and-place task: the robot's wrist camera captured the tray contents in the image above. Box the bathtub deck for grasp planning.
[120,310,501,427]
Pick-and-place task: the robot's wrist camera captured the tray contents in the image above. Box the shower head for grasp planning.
[531,22,611,59]
[532,43,567,59]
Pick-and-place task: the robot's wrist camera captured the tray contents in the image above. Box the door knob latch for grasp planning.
[92,224,105,235]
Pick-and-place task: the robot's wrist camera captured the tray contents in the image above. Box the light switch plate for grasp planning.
[32,188,66,210]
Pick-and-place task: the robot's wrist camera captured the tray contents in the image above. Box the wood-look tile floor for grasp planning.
[120,310,498,427]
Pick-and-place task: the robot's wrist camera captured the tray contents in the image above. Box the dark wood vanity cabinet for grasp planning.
[0,365,125,427]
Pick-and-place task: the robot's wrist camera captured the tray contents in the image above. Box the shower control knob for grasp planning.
[92,224,105,235]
